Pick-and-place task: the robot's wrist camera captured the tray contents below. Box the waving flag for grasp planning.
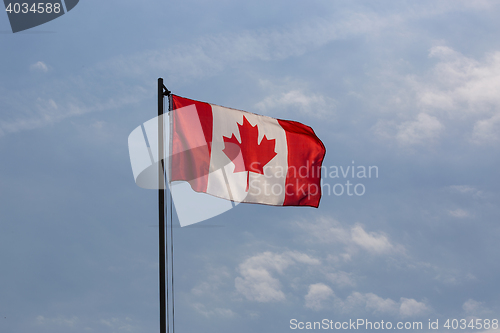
[170,95,326,208]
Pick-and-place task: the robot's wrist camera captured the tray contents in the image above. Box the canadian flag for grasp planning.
[170,95,326,208]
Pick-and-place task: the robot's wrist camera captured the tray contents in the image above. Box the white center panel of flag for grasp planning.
[208,104,288,206]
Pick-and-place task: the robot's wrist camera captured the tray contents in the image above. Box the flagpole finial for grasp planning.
[158,77,171,96]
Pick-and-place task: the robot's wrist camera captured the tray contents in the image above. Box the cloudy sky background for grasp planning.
[1,1,500,332]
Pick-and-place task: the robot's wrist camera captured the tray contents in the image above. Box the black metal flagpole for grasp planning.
[158,78,166,333]
[158,78,171,333]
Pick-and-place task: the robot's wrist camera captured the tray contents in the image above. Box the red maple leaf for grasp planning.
[223,116,277,191]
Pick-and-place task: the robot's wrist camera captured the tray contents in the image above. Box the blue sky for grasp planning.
[1,1,500,332]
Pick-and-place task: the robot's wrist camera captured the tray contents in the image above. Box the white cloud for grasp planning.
[396,113,443,145]
[415,46,500,144]
[325,271,356,288]
[234,251,320,302]
[463,299,484,314]
[344,292,399,315]
[30,61,49,73]
[448,208,470,218]
[191,266,231,297]
[375,113,443,146]
[366,293,400,314]
[91,120,105,129]
[257,89,332,117]
[462,299,496,318]
[35,315,78,327]
[350,224,394,254]
[472,114,500,144]
[98,316,145,332]
[297,218,403,256]
[255,79,335,119]
[192,303,236,318]
[432,268,478,286]
[0,91,144,137]
[419,46,500,113]
[302,285,429,317]
[449,185,480,195]
[448,185,485,199]
[287,251,322,265]
[374,46,500,145]
[339,292,428,317]
[305,283,334,310]
[297,217,351,245]
[399,297,429,317]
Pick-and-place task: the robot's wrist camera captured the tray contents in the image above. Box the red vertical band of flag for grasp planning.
[171,95,213,192]
[278,119,326,207]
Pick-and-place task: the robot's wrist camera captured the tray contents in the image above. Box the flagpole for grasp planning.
[158,78,171,333]
[158,78,167,333]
